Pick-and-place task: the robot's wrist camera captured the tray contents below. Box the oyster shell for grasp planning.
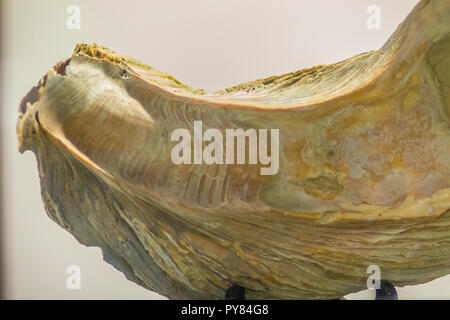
[16,0,450,299]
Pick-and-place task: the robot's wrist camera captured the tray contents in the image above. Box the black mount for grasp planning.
[375,280,398,300]
[225,285,246,300]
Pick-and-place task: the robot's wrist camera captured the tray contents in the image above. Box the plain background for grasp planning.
[1,0,449,299]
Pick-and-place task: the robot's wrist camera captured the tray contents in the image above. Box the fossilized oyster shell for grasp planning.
[17,0,450,299]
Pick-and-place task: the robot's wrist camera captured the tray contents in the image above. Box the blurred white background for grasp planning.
[1,0,449,299]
